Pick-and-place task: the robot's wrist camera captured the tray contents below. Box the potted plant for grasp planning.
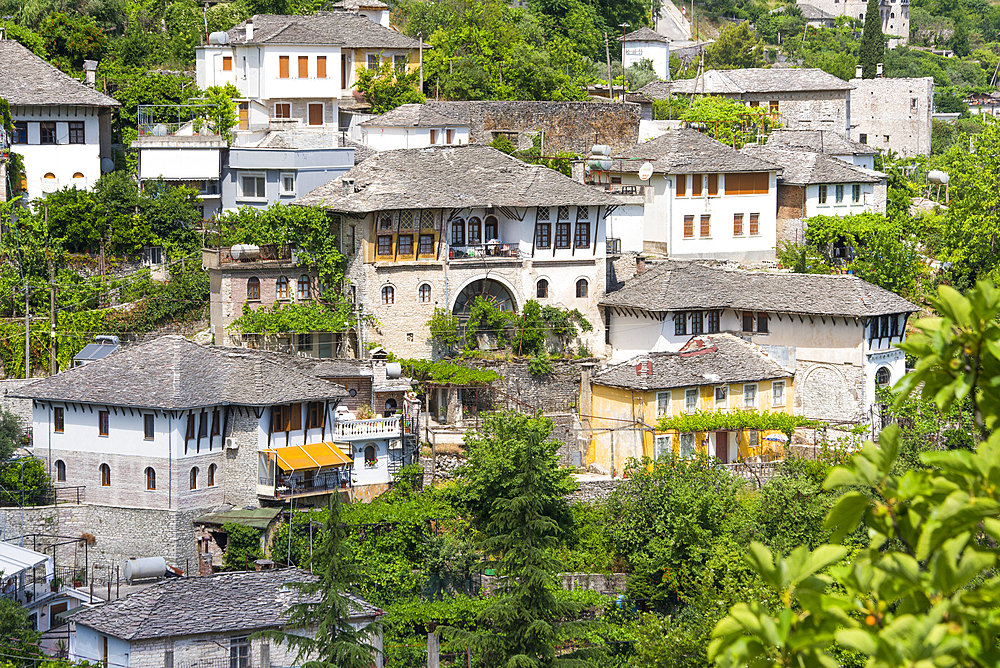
[73,569,85,587]
[49,576,63,592]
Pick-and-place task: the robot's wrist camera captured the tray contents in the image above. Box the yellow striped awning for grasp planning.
[264,442,353,471]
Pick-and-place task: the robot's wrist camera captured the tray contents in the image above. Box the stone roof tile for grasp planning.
[360,104,465,127]
[740,145,882,184]
[228,13,421,48]
[640,68,853,99]
[765,129,873,155]
[0,40,120,107]
[615,127,780,174]
[620,26,673,44]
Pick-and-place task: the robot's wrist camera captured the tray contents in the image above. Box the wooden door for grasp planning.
[715,431,728,463]
[238,102,249,130]
[308,103,323,126]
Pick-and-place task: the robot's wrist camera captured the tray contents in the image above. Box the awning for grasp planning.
[0,542,52,578]
[263,442,352,471]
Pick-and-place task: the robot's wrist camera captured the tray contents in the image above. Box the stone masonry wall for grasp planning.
[224,408,263,509]
[796,359,866,423]
[467,357,594,414]
[0,379,35,426]
[567,478,622,503]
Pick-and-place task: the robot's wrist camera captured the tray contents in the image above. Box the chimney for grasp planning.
[245,18,254,42]
[636,255,646,275]
[876,62,883,77]
[254,559,274,571]
[342,177,354,196]
[855,64,863,78]
[84,60,98,87]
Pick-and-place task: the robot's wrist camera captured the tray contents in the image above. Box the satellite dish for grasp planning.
[101,158,115,173]
[638,162,654,181]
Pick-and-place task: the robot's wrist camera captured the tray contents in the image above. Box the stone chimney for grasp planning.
[245,18,254,42]
[342,177,354,196]
[636,255,646,275]
[855,64,863,78]
[84,60,98,87]
[876,62,884,77]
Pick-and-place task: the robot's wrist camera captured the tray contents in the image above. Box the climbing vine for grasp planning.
[657,410,820,438]
[399,359,500,386]
[229,300,355,335]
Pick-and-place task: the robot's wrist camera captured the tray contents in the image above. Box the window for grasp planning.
[451,220,465,246]
[679,433,696,459]
[769,100,779,113]
[394,54,407,72]
[683,215,694,238]
[419,234,435,254]
[535,222,551,248]
[674,312,687,336]
[276,276,289,300]
[429,129,438,145]
[889,313,900,337]
[875,366,892,386]
[537,279,548,298]
[208,463,217,487]
[73,171,85,181]
[306,402,325,429]
[685,388,699,414]
[743,384,757,408]
[835,184,844,204]
[98,410,109,436]
[144,414,154,440]
[40,121,56,144]
[715,385,728,408]
[145,467,156,491]
[691,173,703,196]
[772,380,786,407]
[757,312,768,334]
[742,311,754,333]
[734,213,744,236]
[298,55,309,78]
[223,56,232,71]
[399,210,414,230]
[707,173,718,196]
[317,55,327,78]
[367,54,379,70]
[269,404,301,433]
[198,412,208,439]
[724,173,769,195]
[297,332,313,350]
[421,210,435,229]
[859,133,868,144]
[853,184,861,203]
[308,103,323,126]
[884,135,890,142]
[397,234,413,255]
[13,121,26,144]
[190,467,198,490]
[297,275,311,300]
[419,283,431,302]
[364,444,378,466]
[274,103,290,119]
[446,129,454,144]
[655,435,673,460]
[537,206,550,221]
[100,463,110,487]
[555,223,571,248]
[212,409,220,436]
[280,173,295,195]
[749,213,760,236]
[558,205,569,221]
[279,56,290,78]
[377,235,393,256]
[818,185,828,204]
[468,217,481,245]
[691,311,703,334]
[54,407,64,432]
[676,174,686,196]
[240,174,265,199]
[230,637,250,668]
[185,414,195,449]
[574,222,590,248]
[576,279,588,298]
[707,310,720,333]
[382,285,394,305]
[700,214,711,238]
[747,429,759,448]
[69,122,85,144]
[246,277,260,301]
[56,460,66,482]
[656,391,672,418]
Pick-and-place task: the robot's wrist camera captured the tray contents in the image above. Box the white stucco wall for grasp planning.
[13,107,103,201]
[138,147,223,180]
[804,182,879,218]
[361,125,470,150]
[623,40,670,80]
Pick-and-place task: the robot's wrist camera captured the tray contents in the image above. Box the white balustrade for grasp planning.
[333,417,400,439]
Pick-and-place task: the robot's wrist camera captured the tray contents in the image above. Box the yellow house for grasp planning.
[585,333,795,475]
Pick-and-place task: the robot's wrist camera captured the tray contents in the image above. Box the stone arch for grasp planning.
[800,363,856,422]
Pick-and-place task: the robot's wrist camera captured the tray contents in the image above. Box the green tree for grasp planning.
[220,523,263,571]
[680,96,777,148]
[257,494,379,668]
[38,12,107,72]
[426,307,461,350]
[202,84,240,145]
[0,410,24,462]
[353,61,425,115]
[858,0,884,78]
[704,22,764,70]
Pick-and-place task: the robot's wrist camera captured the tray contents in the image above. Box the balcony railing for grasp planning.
[333,417,400,439]
[606,238,622,255]
[259,469,347,499]
[449,243,523,260]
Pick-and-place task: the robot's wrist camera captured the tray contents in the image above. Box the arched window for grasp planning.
[453,279,516,327]
[875,366,892,387]
[467,217,482,245]
[385,398,398,412]
[208,463,217,487]
[419,284,431,303]
[576,279,588,298]
[484,215,498,241]
[100,463,110,487]
[145,467,156,491]
[43,172,56,179]
[276,276,289,300]
[451,219,465,246]
[382,286,395,305]
[247,277,260,301]
[190,467,199,490]
[56,460,66,482]
[364,444,377,467]
[536,279,548,299]
[297,275,311,300]
[72,172,85,179]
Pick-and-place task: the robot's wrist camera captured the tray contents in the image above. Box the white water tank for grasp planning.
[927,170,949,185]
[230,244,260,261]
[386,362,402,379]
[591,144,611,156]
[124,556,167,582]
[208,31,230,45]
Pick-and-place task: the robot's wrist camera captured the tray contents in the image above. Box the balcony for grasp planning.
[332,416,401,440]
[202,243,294,269]
[258,468,348,500]
[448,243,523,261]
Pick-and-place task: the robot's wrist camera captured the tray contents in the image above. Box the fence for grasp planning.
[0,485,85,507]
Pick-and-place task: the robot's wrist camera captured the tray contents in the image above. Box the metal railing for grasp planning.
[448,243,522,260]
[606,238,621,255]
[218,243,294,264]
[0,485,85,508]
[333,417,400,439]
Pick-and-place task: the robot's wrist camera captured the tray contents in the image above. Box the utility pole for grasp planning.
[23,279,29,380]
[49,262,56,376]
[417,32,423,93]
[619,23,630,102]
[604,33,612,98]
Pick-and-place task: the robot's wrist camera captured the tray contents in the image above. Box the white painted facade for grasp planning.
[623,39,671,80]
[803,181,882,218]
[360,124,471,151]
[11,106,108,201]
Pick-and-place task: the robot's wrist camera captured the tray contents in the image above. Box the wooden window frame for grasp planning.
[451,220,465,246]
[279,56,290,79]
[100,463,110,487]
[818,185,828,204]
[419,284,431,303]
[656,391,672,419]
[674,312,687,336]
[68,122,85,144]
[575,279,588,298]
[733,213,744,236]
[298,55,309,78]
[691,173,703,197]
[56,460,66,482]
[208,463,217,487]
[397,234,414,256]
[382,286,395,305]
[297,275,311,300]
[757,312,769,333]
[676,174,686,196]
[98,410,109,436]
[190,467,198,490]
[317,55,327,78]
[145,467,156,491]
[749,213,760,236]
[700,214,711,238]
[418,233,435,255]
[555,223,571,249]
[535,222,551,248]
[707,173,718,196]
[144,414,154,440]
[39,121,56,145]
[707,310,720,334]
[247,277,260,301]
[54,407,64,433]
[377,235,393,256]
[536,279,548,298]
[274,103,291,119]
[467,218,482,245]
[223,56,233,71]
[772,380,786,407]
[852,184,861,203]
[685,388,699,414]
[742,311,754,333]
[574,222,590,248]
[691,311,703,334]
[683,215,694,238]
[306,402,325,429]
[276,276,289,300]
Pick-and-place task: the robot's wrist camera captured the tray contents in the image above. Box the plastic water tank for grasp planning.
[591,144,611,156]
[230,244,261,261]
[927,170,950,185]
[386,362,402,379]
[208,31,231,45]
[124,556,167,582]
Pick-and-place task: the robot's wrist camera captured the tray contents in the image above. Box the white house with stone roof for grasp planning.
[601,260,919,424]
[0,40,119,201]
[765,130,877,171]
[621,27,672,81]
[359,104,471,150]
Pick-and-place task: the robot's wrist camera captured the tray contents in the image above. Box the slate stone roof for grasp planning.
[228,13,421,48]
[331,0,388,9]
[69,569,381,641]
[360,103,466,128]
[614,128,780,175]
[294,145,617,211]
[0,40,120,107]
[594,333,791,391]
[600,261,918,317]
[621,26,673,44]
[641,68,853,99]
[739,146,882,185]
[12,336,347,410]
[765,129,873,155]
[797,4,836,20]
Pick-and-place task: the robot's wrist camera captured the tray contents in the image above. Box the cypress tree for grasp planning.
[859,0,884,79]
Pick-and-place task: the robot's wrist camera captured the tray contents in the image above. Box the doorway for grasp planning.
[715,431,728,463]
[308,103,324,126]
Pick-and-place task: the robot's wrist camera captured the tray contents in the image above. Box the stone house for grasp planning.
[68,568,384,668]
[585,333,795,475]
[848,76,933,157]
[0,40,119,201]
[798,0,909,46]
[641,69,855,134]
[764,129,877,171]
[605,128,781,261]
[600,259,918,423]
[621,26,673,81]
[294,144,618,359]
[359,104,472,151]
